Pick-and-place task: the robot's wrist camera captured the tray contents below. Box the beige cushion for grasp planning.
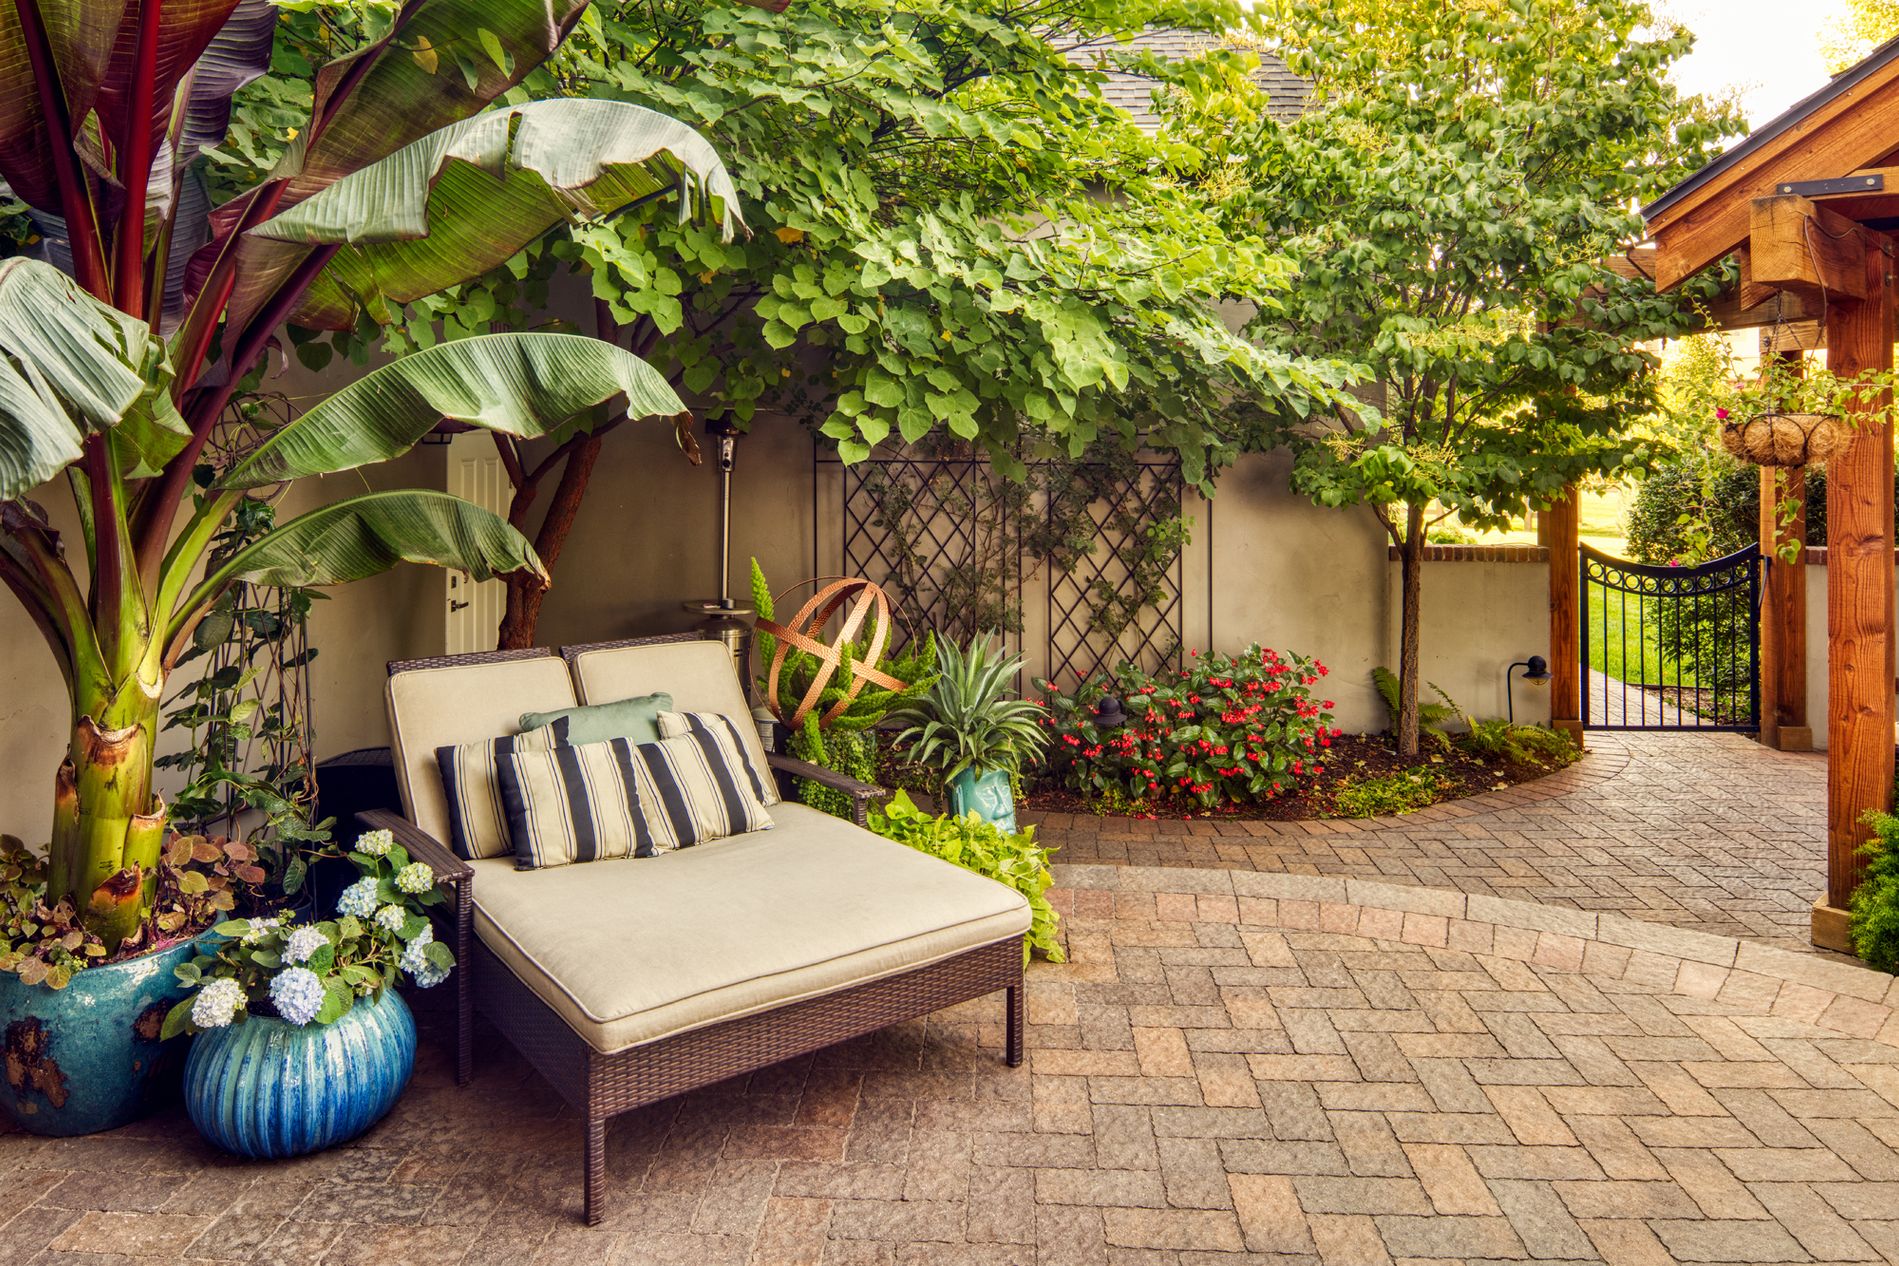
[469,801,1030,1052]
[566,639,777,804]
[387,654,578,843]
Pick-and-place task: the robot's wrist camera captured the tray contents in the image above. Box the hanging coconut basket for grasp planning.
[1719,411,1850,468]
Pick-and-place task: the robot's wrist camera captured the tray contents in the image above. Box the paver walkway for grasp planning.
[10,866,1899,1265]
[1585,668,1688,728]
[1029,732,1831,953]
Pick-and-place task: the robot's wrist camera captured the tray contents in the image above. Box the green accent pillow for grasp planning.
[519,692,672,747]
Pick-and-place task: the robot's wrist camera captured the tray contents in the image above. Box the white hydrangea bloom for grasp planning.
[374,904,406,933]
[191,977,245,1029]
[269,966,325,1027]
[239,915,282,946]
[282,926,327,965]
[336,877,379,918]
[355,828,395,857]
[394,862,434,895]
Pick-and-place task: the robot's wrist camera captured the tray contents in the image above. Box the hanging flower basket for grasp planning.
[1718,411,1849,468]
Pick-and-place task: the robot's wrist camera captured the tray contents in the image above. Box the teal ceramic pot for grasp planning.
[0,934,202,1136]
[947,766,1018,834]
[184,987,415,1159]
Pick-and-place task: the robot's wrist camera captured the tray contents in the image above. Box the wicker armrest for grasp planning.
[356,809,473,888]
[765,752,889,827]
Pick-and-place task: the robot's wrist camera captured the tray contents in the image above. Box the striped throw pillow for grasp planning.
[499,729,775,870]
[656,710,778,805]
[435,728,559,860]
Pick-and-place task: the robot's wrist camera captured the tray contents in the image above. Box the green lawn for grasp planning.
[1584,584,1705,691]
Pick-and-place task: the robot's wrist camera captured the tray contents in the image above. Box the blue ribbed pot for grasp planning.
[184,986,416,1158]
[0,934,204,1136]
[947,766,1018,834]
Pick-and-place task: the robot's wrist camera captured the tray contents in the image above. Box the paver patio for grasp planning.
[10,842,1899,1265]
[1030,733,1830,953]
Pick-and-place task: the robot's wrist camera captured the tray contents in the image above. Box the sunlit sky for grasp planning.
[1656,0,1851,128]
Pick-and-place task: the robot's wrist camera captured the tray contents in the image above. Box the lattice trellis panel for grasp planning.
[827,450,1184,685]
[837,455,1024,653]
[1042,459,1184,686]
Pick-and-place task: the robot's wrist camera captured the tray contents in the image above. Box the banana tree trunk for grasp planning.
[50,672,166,950]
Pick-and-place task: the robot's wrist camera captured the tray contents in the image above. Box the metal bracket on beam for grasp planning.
[1777,174,1886,197]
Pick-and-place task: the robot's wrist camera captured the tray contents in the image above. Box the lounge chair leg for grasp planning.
[583,1112,607,1226]
[1005,983,1024,1067]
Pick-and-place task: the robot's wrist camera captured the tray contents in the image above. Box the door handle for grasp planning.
[449,599,470,612]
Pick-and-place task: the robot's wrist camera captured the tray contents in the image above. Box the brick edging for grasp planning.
[1050,863,1899,1047]
[1384,544,1549,562]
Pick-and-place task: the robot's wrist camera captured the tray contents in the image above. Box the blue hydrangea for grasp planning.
[355,828,394,857]
[191,977,245,1029]
[374,904,406,933]
[268,966,325,1027]
[282,926,327,965]
[393,862,434,895]
[336,877,379,918]
[398,925,435,978]
[411,961,450,990]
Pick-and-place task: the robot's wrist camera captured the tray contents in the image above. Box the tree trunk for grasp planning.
[52,670,166,950]
[495,434,606,650]
[1394,504,1427,758]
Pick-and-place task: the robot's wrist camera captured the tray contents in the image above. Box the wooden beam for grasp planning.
[1647,55,1899,290]
[1546,486,1581,743]
[1750,195,1877,300]
[1759,348,1810,752]
[1823,240,1896,931]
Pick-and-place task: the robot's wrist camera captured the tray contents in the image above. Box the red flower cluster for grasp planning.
[1038,645,1337,812]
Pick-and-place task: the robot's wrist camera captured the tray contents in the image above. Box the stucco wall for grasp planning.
[1797,560,1899,753]
[0,408,1562,840]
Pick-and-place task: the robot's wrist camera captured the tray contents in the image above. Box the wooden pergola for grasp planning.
[1609,41,1899,950]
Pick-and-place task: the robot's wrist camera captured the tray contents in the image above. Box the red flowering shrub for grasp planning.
[1037,645,1339,810]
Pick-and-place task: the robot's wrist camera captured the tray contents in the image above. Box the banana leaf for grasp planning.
[0,257,186,500]
[276,0,593,205]
[216,332,686,489]
[227,98,743,333]
[183,489,544,625]
[0,0,125,208]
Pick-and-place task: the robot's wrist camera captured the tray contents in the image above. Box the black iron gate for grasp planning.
[1579,543,1761,731]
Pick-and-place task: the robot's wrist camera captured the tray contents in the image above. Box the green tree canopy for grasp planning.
[1202,0,1743,754]
[268,0,1362,645]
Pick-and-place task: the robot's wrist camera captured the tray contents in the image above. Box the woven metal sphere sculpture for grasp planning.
[758,577,909,729]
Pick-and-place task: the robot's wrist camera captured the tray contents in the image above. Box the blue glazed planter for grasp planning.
[184,986,416,1159]
[0,934,203,1136]
[947,766,1017,834]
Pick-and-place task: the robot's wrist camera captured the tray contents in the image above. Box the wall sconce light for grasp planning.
[1505,655,1551,723]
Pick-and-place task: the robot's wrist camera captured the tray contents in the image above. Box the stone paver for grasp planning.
[1031,731,1832,952]
[7,863,1899,1264]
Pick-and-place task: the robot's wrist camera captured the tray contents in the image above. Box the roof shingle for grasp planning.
[1067,27,1309,131]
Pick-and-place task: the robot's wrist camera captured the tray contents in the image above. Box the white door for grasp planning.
[445,432,509,654]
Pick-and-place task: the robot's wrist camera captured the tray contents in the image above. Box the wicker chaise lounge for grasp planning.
[364,634,1030,1223]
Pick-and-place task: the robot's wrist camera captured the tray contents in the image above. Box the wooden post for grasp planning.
[1759,348,1810,752]
[1819,241,1897,950]
[1545,485,1583,745]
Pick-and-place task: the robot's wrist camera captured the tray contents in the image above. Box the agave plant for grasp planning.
[890,635,1048,782]
[0,1,743,952]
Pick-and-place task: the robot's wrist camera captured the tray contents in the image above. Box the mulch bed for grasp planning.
[1016,734,1574,822]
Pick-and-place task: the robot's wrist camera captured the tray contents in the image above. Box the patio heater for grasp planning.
[682,415,757,700]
